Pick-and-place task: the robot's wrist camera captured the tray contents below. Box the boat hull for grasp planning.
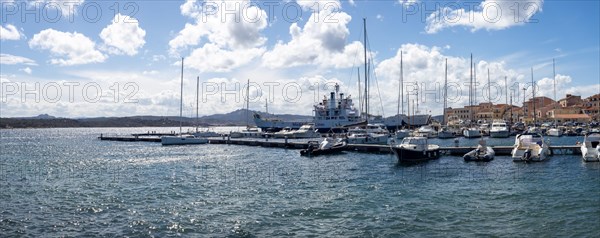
[464,147,495,162]
[300,144,346,156]
[391,146,440,163]
[489,130,510,138]
[581,145,600,162]
[463,129,482,138]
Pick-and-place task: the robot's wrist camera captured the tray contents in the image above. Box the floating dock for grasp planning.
[98,134,583,155]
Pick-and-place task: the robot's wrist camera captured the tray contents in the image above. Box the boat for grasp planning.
[546,127,563,137]
[289,124,320,138]
[463,140,495,162]
[489,120,510,138]
[463,127,482,138]
[392,129,411,140]
[511,133,550,162]
[390,137,440,163]
[191,128,221,138]
[346,124,390,144]
[416,125,436,138]
[230,127,264,138]
[581,133,600,162]
[161,58,208,146]
[300,138,347,156]
[437,126,455,139]
[230,79,265,138]
[271,127,293,138]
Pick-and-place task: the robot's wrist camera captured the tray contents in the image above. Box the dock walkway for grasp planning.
[98,134,582,155]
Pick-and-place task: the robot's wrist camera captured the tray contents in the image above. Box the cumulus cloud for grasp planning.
[99,14,146,56]
[20,67,32,74]
[0,54,37,65]
[169,0,268,72]
[170,0,268,53]
[0,24,22,40]
[29,29,106,66]
[186,43,265,72]
[262,7,363,69]
[425,0,544,34]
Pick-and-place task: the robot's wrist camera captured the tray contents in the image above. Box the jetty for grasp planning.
[98,134,583,156]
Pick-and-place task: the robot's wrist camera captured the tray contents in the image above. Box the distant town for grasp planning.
[444,93,600,125]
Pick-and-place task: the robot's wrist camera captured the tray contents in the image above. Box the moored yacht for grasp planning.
[489,120,510,138]
[416,125,437,138]
[437,126,455,139]
[511,133,550,162]
[347,124,390,144]
[581,133,600,162]
[463,127,482,138]
[289,124,320,138]
[390,137,440,163]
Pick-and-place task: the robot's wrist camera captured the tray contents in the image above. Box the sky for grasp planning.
[1,0,599,118]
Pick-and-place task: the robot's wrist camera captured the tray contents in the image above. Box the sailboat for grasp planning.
[463,54,482,138]
[230,79,265,138]
[346,18,390,145]
[161,58,209,145]
[547,59,563,137]
[438,58,455,139]
[392,51,411,140]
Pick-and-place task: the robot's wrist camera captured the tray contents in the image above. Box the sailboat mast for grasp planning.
[397,51,403,130]
[179,57,184,135]
[246,79,250,128]
[443,58,447,125]
[196,76,199,133]
[357,67,362,117]
[363,18,368,124]
[531,68,536,125]
[488,68,491,105]
[469,54,473,126]
[553,58,557,125]
[401,51,404,115]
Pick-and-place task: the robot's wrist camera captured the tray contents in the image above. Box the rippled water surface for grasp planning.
[1,128,599,237]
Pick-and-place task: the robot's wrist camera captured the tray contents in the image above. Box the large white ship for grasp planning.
[254,84,364,133]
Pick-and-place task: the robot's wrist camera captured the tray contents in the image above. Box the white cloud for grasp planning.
[170,0,268,53]
[262,8,362,69]
[425,0,544,34]
[186,43,265,72]
[99,14,146,56]
[0,24,22,40]
[29,29,106,66]
[0,54,37,65]
[20,67,32,74]
[398,0,419,7]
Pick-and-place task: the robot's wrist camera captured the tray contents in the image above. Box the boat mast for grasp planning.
[397,51,403,130]
[179,57,184,136]
[531,67,537,125]
[358,67,362,117]
[363,18,368,124]
[246,79,250,128]
[488,68,491,112]
[469,54,473,127]
[553,58,557,126]
[505,75,508,121]
[443,58,447,126]
[196,76,199,133]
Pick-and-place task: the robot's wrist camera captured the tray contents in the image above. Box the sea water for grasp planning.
[0,128,598,236]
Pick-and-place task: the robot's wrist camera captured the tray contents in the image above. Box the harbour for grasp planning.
[1,127,599,237]
[98,133,584,156]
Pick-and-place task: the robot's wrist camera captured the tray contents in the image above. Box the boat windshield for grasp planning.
[401,137,427,145]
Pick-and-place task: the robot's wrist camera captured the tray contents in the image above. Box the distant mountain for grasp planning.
[0,109,312,129]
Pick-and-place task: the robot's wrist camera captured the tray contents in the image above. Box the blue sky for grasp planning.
[1,0,599,118]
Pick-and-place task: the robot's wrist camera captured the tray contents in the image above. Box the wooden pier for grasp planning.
[98,134,583,155]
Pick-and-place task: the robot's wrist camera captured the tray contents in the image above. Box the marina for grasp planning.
[98,133,585,156]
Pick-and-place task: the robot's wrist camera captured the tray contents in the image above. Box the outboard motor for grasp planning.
[522,148,532,162]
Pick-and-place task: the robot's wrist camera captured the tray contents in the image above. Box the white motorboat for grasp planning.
[390,137,440,163]
[271,127,293,138]
[437,126,455,139]
[463,140,495,162]
[489,121,510,138]
[230,127,264,138]
[392,129,411,140]
[511,133,550,162]
[347,124,390,144]
[581,133,600,162]
[289,124,320,138]
[546,127,563,137]
[416,125,437,138]
[463,127,482,138]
